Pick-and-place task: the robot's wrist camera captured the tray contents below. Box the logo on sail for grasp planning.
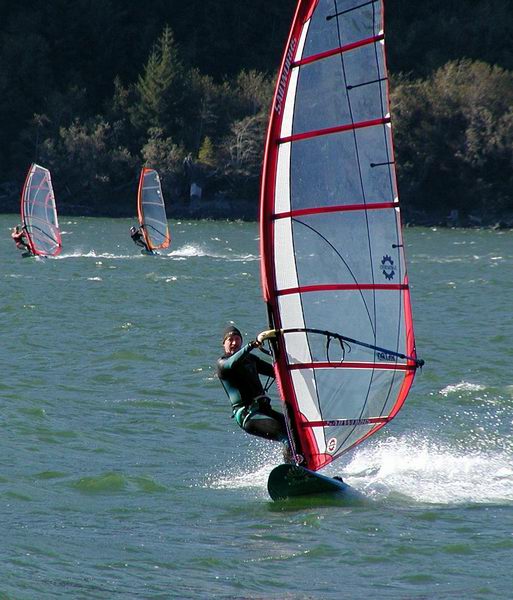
[275,37,297,116]
[380,255,395,280]
[327,438,337,453]
[377,351,396,361]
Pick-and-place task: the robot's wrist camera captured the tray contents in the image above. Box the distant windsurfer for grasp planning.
[217,324,291,461]
[130,226,150,252]
[11,225,31,253]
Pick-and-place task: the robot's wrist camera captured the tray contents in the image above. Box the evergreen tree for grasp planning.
[198,136,216,167]
[131,26,186,142]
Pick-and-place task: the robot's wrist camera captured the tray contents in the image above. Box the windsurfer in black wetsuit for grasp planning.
[130,226,150,252]
[11,225,31,253]
[217,324,292,461]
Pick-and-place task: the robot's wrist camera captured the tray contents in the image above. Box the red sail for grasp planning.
[21,163,62,257]
[259,0,420,471]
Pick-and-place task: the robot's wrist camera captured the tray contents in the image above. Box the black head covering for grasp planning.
[222,324,242,342]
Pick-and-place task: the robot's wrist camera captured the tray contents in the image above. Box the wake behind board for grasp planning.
[267,464,349,501]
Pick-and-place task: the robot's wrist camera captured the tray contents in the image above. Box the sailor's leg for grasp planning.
[260,406,294,460]
[241,411,292,462]
[242,412,284,441]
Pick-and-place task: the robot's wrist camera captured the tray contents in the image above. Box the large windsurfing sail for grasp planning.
[260,0,422,472]
[137,168,170,251]
[21,163,62,256]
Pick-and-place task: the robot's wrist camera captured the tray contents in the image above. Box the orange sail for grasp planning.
[137,168,170,251]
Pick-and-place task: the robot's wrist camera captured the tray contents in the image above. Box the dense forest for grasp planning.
[1,0,513,224]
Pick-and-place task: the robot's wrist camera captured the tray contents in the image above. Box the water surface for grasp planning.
[1,216,512,599]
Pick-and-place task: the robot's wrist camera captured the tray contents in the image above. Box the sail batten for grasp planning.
[279,116,391,144]
[289,362,416,371]
[274,202,397,219]
[260,0,420,471]
[293,33,385,67]
[277,283,408,294]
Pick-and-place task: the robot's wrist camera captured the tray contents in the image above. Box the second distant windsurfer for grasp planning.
[130,226,150,252]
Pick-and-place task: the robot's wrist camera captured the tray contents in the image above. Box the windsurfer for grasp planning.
[217,324,292,461]
[11,225,31,253]
[130,226,150,251]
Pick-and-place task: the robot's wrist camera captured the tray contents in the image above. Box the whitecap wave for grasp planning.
[209,463,272,491]
[439,381,486,397]
[341,435,513,505]
[168,244,258,261]
[55,250,132,259]
[204,442,281,491]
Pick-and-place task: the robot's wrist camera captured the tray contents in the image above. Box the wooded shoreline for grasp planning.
[1,2,512,225]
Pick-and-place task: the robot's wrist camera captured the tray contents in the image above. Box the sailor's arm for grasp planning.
[254,355,275,377]
[218,342,259,372]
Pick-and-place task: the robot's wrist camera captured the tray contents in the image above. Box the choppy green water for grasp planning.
[1,215,512,599]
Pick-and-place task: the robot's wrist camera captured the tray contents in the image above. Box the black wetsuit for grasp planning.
[130,229,149,251]
[217,343,288,444]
